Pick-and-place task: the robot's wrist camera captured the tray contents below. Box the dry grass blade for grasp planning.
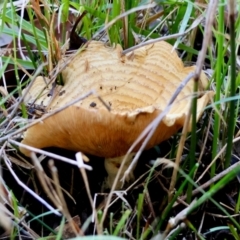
[0,176,11,232]
[0,90,94,142]
[197,110,213,164]
[75,153,101,234]
[3,151,60,216]
[168,99,191,202]
[0,62,47,129]
[92,3,157,40]
[0,142,11,231]
[122,14,204,55]
[30,153,63,209]
[174,159,240,207]
[164,199,197,238]
[30,153,85,236]
[195,0,218,76]
[196,136,240,183]
[9,139,91,169]
[48,160,83,236]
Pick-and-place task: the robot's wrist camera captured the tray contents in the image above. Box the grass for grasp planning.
[0,0,240,239]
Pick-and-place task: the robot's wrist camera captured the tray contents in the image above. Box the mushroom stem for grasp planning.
[104,153,136,189]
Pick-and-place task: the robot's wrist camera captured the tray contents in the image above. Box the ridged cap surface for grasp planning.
[20,41,213,157]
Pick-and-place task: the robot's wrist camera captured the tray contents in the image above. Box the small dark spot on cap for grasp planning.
[90,102,97,107]
[114,163,121,168]
[59,90,66,96]
[100,86,102,90]
[114,86,117,90]
[109,102,112,106]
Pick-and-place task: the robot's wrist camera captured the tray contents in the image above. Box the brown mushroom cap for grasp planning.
[20,41,214,157]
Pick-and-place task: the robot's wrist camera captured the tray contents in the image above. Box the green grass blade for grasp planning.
[211,0,225,176]
[187,80,198,203]
[137,193,144,240]
[113,210,131,236]
[224,4,237,168]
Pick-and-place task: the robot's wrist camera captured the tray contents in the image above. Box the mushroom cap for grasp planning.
[20,41,214,157]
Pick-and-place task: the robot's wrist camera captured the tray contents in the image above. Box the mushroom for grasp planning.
[20,41,213,188]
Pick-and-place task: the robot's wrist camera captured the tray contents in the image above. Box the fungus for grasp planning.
[20,41,214,188]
